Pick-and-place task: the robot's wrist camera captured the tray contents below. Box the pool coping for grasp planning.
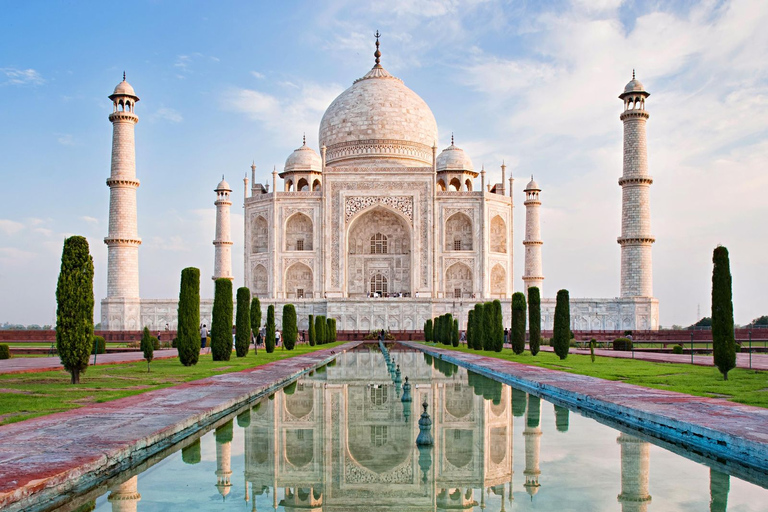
[0,341,362,512]
[404,342,768,481]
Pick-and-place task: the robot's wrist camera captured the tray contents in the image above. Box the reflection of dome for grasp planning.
[285,141,322,172]
[437,141,474,172]
[318,63,438,166]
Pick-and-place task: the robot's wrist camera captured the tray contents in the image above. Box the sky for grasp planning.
[0,0,766,327]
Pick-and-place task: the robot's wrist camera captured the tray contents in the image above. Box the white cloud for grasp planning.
[0,220,24,235]
[151,107,183,123]
[57,134,77,146]
[251,71,265,79]
[80,216,99,225]
[0,67,44,86]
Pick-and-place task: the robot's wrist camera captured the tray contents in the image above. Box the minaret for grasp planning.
[107,475,141,512]
[104,74,142,329]
[618,71,655,297]
[523,176,543,298]
[523,394,542,499]
[616,433,651,512]
[213,176,234,281]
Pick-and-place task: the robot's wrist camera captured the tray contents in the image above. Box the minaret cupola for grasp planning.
[436,134,477,191]
[280,135,323,192]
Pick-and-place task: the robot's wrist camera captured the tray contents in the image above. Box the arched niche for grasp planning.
[445,212,473,251]
[252,215,268,253]
[445,262,472,298]
[347,422,411,474]
[284,429,314,468]
[252,264,268,296]
[297,178,309,191]
[449,177,462,191]
[285,213,313,251]
[490,215,506,253]
[285,262,313,299]
[490,264,506,296]
[444,429,473,468]
[436,179,446,191]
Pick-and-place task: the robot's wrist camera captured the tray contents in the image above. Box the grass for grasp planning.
[424,343,768,408]
[0,343,344,426]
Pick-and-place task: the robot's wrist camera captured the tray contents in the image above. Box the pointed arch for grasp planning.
[297,178,309,191]
[285,212,313,251]
[491,263,506,296]
[490,215,507,253]
[445,262,472,298]
[449,177,462,191]
[436,179,446,191]
[285,262,313,299]
[252,215,268,253]
[445,212,472,251]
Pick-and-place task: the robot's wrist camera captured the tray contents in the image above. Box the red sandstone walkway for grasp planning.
[0,341,361,512]
[538,345,768,370]
[0,349,182,375]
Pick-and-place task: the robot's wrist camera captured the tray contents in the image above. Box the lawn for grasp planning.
[424,344,768,408]
[0,342,344,425]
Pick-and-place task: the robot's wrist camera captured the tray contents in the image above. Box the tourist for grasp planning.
[200,324,208,351]
[504,328,509,345]
[276,330,282,347]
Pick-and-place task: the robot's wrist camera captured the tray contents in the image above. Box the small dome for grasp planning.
[110,75,139,101]
[284,141,322,172]
[524,176,540,191]
[436,141,473,172]
[215,177,231,191]
[624,78,645,94]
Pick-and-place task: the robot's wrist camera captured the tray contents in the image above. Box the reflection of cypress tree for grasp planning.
[237,409,251,428]
[283,381,298,395]
[709,468,730,512]
[215,419,234,444]
[554,405,569,432]
[527,395,541,428]
[467,371,502,405]
[182,438,202,464]
[434,358,458,378]
[424,353,433,366]
[512,388,528,417]
[72,500,96,512]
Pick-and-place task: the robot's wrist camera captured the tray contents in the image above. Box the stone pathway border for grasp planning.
[404,342,768,478]
[0,341,361,512]
[0,349,182,375]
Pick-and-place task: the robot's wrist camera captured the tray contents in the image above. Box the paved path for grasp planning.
[538,345,768,370]
[0,349,182,375]
[405,342,768,478]
[0,341,361,512]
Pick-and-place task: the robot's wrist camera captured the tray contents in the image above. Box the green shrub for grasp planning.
[250,296,262,342]
[613,337,633,351]
[327,318,337,342]
[589,339,596,362]
[91,335,106,354]
[552,289,570,360]
[282,304,297,350]
[0,344,9,359]
[235,287,251,357]
[466,310,474,348]
[151,336,159,351]
[492,299,504,352]
[315,315,326,344]
[171,337,177,348]
[141,327,154,372]
[452,318,459,347]
[424,319,433,342]
[182,439,201,464]
[472,304,484,350]
[672,345,683,354]
[177,267,201,366]
[483,302,494,350]
[511,292,526,355]
[266,305,275,353]
[56,236,94,384]
[712,246,736,380]
[528,287,541,356]
[308,314,315,346]
[211,278,233,361]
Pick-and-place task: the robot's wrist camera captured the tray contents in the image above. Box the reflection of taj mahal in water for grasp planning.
[103,350,659,511]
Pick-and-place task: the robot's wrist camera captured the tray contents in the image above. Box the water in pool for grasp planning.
[65,348,766,511]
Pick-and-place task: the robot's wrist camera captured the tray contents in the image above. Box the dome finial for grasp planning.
[374,30,382,68]
[123,71,126,81]
[302,133,306,146]
[451,132,454,146]
[632,69,635,80]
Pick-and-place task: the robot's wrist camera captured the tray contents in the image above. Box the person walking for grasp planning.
[200,324,208,352]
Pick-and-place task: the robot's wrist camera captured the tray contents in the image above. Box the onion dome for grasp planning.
[284,136,322,172]
[437,135,474,172]
[109,72,139,101]
[524,175,540,192]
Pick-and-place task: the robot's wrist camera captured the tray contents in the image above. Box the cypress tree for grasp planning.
[308,314,315,346]
[424,319,433,342]
[467,310,474,349]
[528,287,541,356]
[282,304,297,350]
[315,315,325,344]
[55,236,94,384]
[492,299,504,352]
[473,303,484,350]
[250,297,262,335]
[452,318,459,347]
[445,314,453,345]
[211,278,233,361]
[265,305,276,353]
[712,246,736,380]
[177,267,200,366]
[435,316,442,344]
[141,326,154,372]
[235,287,251,357]
[327,317,337,342]
[483,302,494,351]
[553,289,571,360]
[511,292,526,355]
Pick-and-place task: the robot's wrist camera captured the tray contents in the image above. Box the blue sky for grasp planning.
[1,0,766,326]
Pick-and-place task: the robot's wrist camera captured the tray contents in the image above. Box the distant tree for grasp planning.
[308,314,315,346]
[528,287,541,356]
[424,319,433,342]
[265,305,276,353]
[141,326,154,372]
[452,318,459,347]
[211,278,233,361]
[177,267,201,366]
[56,236,94,384]
[473,303,484,350]
[483,302,494,351]
[327,317,337,342]
[492,299,504,352]
[511,292,526,355]
[712,246,736,380]
[751,315,768,327]
[235,287,251,357]
[688,317,712,329]
[315,315,326,344]
[282,304,297,350]
[466,310,474,349]
[552,289,571,360]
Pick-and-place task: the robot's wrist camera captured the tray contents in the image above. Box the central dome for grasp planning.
[319,64,438,167]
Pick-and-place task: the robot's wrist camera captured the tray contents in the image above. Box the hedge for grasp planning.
[0,344,9,360]
[91,335,106,354]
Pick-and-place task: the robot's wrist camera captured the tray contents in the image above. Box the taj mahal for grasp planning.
[100,37,658,332]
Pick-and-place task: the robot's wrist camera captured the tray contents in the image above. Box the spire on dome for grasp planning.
[251,161,256,171]
[123,71,126,81]
[632,69,636,80]
[451,133,454,146]
[374,30,382,68]
[302,133,306,146]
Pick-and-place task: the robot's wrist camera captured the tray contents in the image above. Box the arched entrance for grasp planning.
[346,206,412,297]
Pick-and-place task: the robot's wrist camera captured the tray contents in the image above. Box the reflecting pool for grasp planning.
[64,347,766,511]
